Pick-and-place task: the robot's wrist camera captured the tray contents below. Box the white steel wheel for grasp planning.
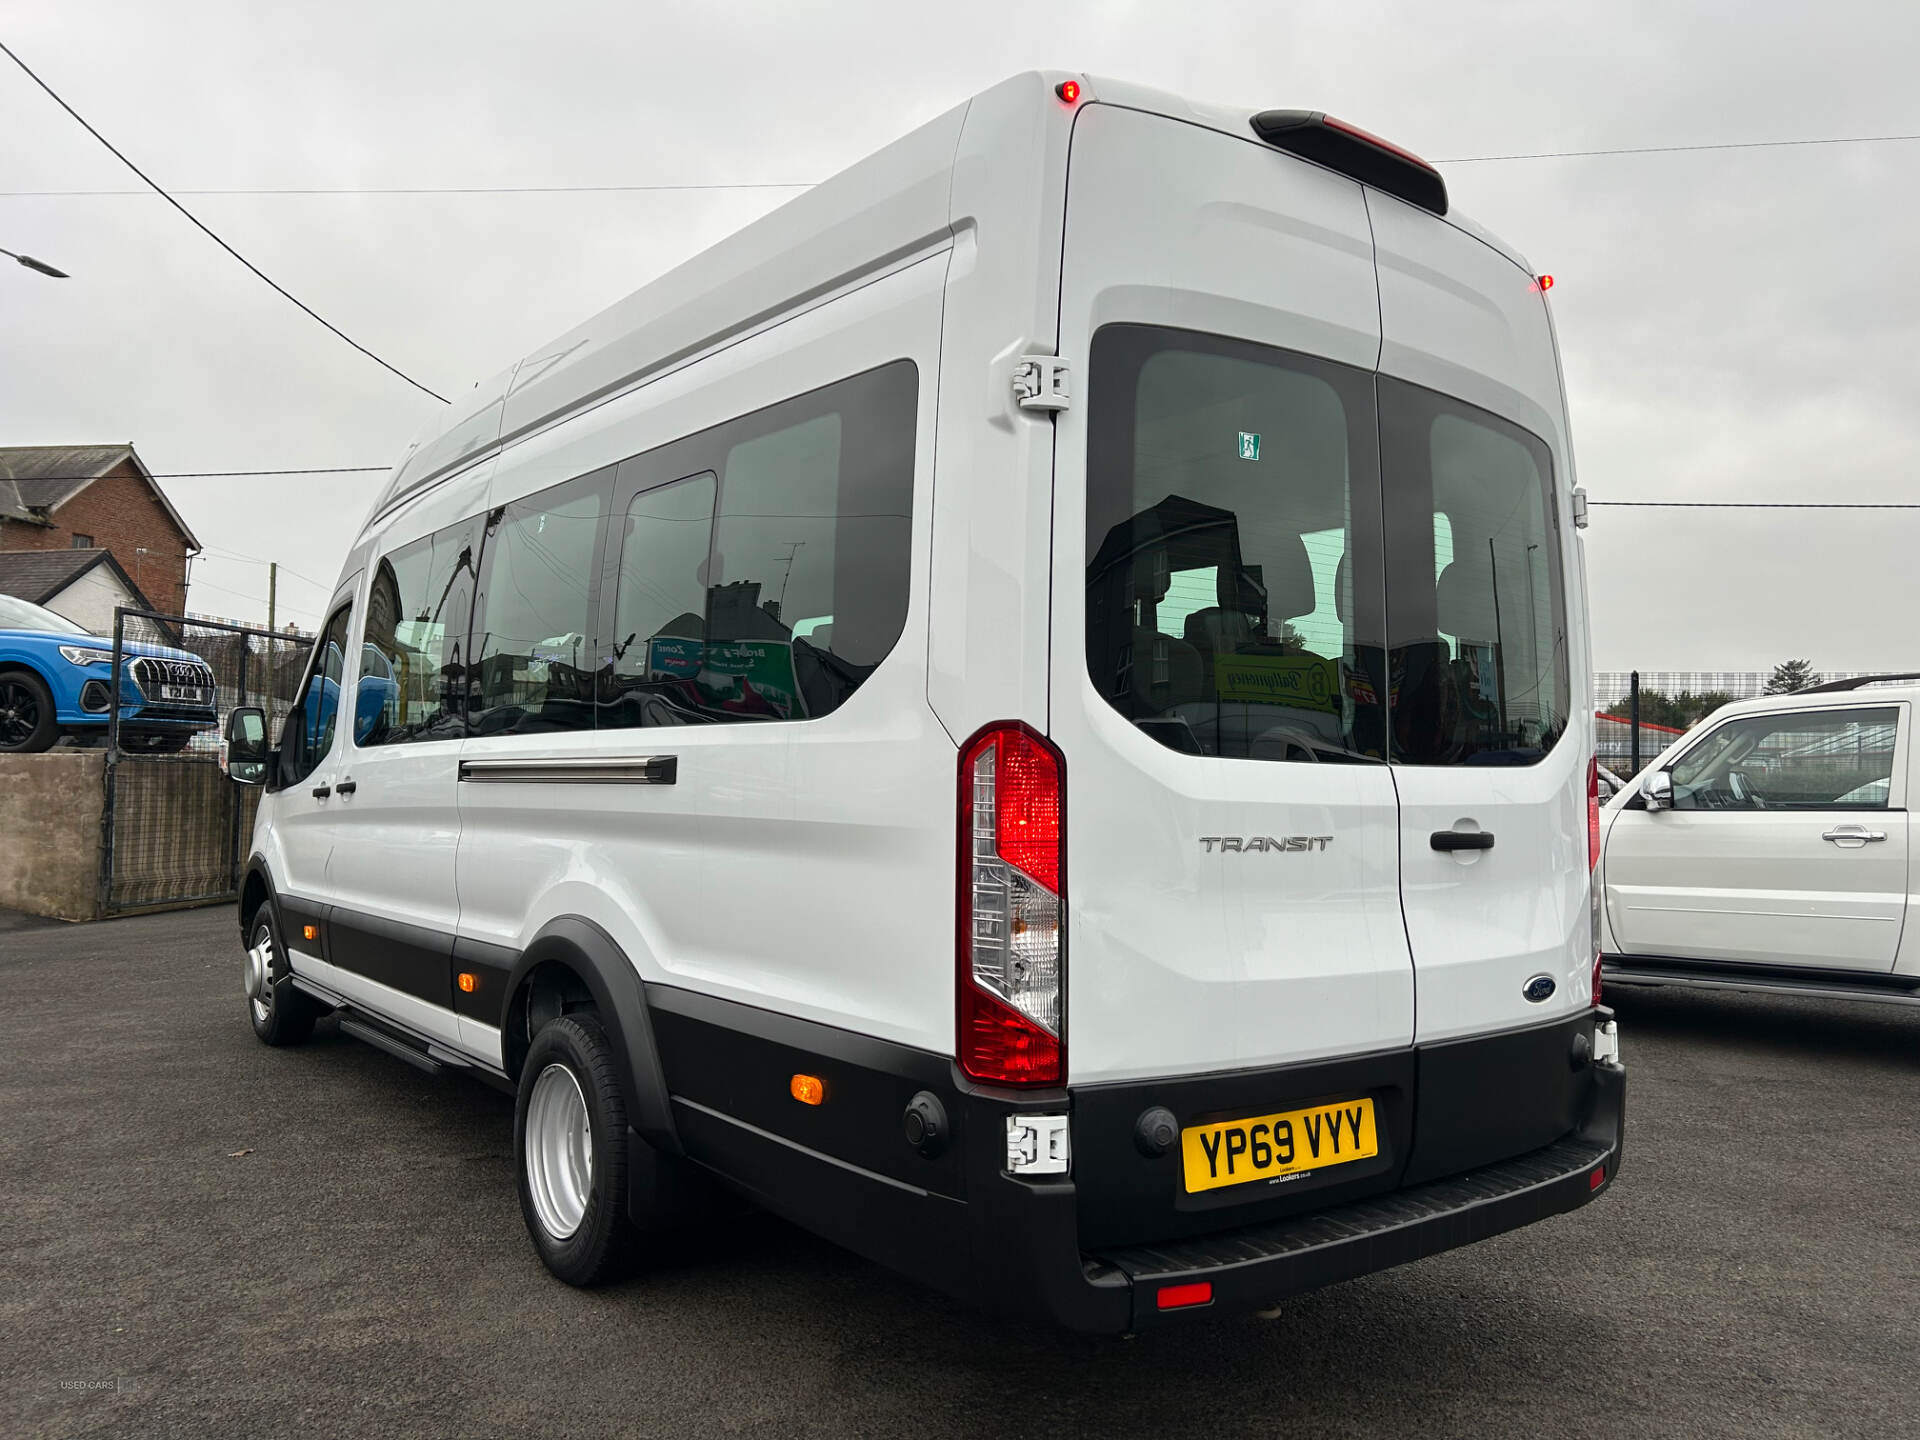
[246,926,276,1026]
[524,1062,594,1240]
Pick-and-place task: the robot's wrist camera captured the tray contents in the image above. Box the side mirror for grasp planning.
[223,706,269,786]
[1641,770,1673,812]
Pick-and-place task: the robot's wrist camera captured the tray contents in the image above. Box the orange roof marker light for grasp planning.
[1531,273,1555,292]
[1056,80,1081,105]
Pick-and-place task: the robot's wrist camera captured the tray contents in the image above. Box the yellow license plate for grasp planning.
[1181,1097,1378,1194]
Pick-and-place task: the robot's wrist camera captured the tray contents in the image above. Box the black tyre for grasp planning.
[0,669,58,754]
[244,908,319,1046]
[515,1013,637,1286]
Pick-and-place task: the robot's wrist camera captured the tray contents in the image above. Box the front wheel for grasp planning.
[244,910,318,1046]
[0,670,58,753]
[515,1014,637,1286]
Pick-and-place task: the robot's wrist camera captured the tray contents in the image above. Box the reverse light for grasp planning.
[1055,80,1081,105]
[958,723,1065,1086]
[1157,1281,1214,1311]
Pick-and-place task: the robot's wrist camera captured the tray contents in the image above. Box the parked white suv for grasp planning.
[221,72,1622,1331]
[1600,677,1920,1004]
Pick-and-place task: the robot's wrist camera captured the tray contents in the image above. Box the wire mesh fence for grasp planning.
[100,609,315,912]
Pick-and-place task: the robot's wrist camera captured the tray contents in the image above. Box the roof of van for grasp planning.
[370,72,1534,526]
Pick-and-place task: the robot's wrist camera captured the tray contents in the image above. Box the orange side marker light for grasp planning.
[302,924,318,941]
[457,972,478,994]
[790,1074,826,1106]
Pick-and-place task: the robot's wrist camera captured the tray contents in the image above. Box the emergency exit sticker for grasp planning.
[1238,432,1261,461]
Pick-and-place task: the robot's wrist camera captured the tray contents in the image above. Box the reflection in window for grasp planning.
[1085,329,1384,763]
[279,603,352,786]
[471,482,604,736]
[1671,707,1896,811]
[1381,377,1568,767]
[359,522,478,746]
[600,475,716,729]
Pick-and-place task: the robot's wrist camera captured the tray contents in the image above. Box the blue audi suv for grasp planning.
[0,592,218,753]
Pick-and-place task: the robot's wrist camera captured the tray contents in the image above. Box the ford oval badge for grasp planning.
[1522,974,1557,1004]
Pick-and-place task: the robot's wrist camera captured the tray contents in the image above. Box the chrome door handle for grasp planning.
[1822,825,1886,845]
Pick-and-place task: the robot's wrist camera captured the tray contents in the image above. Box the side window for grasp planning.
[470,474,607,737]
[358,520,480,747]
[1085,326,1386,763]
[279,602,354,787]
[1380,377,1569,766]
[1671,707,1898,811]
[701,362,917,723]
[600,474,717,730]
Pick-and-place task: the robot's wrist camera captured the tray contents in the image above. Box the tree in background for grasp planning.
[1765,659,1821,695]
[1604,689,1736,729]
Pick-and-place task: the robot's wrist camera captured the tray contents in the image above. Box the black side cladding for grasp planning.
[1250,110,1449,215]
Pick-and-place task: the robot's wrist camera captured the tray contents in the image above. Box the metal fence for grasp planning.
[1592,671,1877,707]
[99,608,314,913]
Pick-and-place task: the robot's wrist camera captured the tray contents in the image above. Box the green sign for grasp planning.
[1213,653,1338,712]
[1237,431,1261,461]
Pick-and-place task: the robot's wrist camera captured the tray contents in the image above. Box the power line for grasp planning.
[3,132,1915,199]
[1437,133,1920,163]
[1589,500,1920,509]
[0,181,817,197]
[0,39,450,405]
[15,466,388,481]
[198,546,334,592]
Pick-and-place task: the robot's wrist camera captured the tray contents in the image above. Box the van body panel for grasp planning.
[1051,104,1413,1083]
[327,458,495,957]
[493,104,967,453]
[925,73,1080,742]
[453,253,957,1053]
[1367,190,1593,1039]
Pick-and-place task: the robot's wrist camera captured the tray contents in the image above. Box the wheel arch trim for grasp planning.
[497,916,681,1157]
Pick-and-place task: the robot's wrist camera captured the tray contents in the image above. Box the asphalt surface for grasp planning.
[4,907,1919,1440]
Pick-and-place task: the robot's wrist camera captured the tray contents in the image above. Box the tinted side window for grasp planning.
[1672,707,1897,811]
[1380,377,1568,766]
[358,520,479,747]
[599,474,717,729]
[1085,325,1387,762]
[470,473,607,736]
[279,602,353,787]
[702,363,917,722]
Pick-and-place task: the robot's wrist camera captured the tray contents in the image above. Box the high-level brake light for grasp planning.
[958,723,1065,1086]
[1249,109,1448,215]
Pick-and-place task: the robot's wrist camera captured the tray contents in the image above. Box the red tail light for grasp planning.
[1587,755,1601,870]
[1592,952,1603,1009]
[958,723,1064,1085]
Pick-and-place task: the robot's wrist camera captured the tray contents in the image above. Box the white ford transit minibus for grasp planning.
[225,72,1623,1331]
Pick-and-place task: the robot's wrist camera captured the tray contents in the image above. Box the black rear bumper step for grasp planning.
[1098,1134,1610,1282]
[1086,1068,1622,1334]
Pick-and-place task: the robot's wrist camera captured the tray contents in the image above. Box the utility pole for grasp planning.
[267,562,277,633]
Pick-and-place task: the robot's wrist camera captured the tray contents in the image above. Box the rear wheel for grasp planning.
[245,909,318,1046]
[515,1013,637,1286]
[0,670,57,753]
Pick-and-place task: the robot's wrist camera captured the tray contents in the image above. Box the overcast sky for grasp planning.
[2,1,1915,669]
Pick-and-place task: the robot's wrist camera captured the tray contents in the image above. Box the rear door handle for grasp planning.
[335,778,357,796]
[1823,825,1886,845]
[1431,830,1495,851]
[311,784,331,800]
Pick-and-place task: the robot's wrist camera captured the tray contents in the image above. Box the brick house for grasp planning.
[0,445,200,616]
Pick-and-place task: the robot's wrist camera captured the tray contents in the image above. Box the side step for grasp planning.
[336,1014,474,1075]
[1604,958,1920,1008]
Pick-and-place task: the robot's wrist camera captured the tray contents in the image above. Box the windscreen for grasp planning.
[0,593,91,635]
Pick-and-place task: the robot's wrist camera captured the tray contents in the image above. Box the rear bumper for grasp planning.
[647,988,1626,1334]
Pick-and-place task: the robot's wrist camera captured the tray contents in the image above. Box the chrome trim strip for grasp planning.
[457,754,677,785]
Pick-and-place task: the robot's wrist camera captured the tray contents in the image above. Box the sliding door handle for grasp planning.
[311,784,331,800]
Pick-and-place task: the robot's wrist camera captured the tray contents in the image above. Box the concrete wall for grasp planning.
[0,751,104,922]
